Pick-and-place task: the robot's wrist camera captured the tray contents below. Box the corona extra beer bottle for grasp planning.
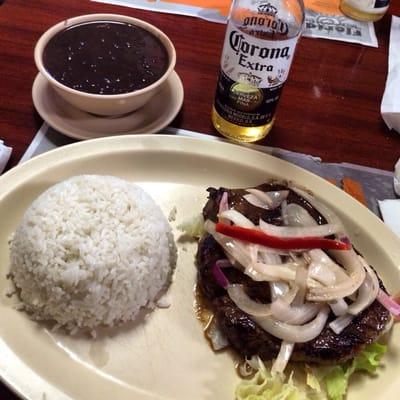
[212,0,305,142]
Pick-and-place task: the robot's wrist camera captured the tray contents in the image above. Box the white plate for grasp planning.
[0,135,399,400]
[32,72,184,140]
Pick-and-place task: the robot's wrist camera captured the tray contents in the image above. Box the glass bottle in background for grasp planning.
[212,0,305,143]
[339,0,389,22]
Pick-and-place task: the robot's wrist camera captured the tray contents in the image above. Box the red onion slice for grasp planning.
[307,249,350,283]
[269,281,289,300]
[307,249,366,302]
[227,284,305,321]
[292,263,308,306]
[205,220,252,269]
[247,262,321,289]
[269,281,298,304]
[243,266,268,282]
[205,220,296,274]
[377,289,400,319]
[227,284,272,317]
[329,314,354,334]
[243,194,270,210]
[244,189,289,210]
[250,261,298,281]
[227,284,318,326]
[308,261,336,286]
[272,341,294,374]
[280,287,299,305]
[258,251,282,265]
[246,189,274,206]
[291,187,347,237]
[218,191,229,224]
[329,299,349,316]
[215,259,232,269]
[347,257,379,315]
[270,299,321,325]
[267,190,290,208]
[212,262,229,289]
[282,202,318,227]
[248,244,259,265]
[218,209,255,228]
[259,218,340,239]
[219,191,229,214]
[253,306,329,343]
[257,246,299,256]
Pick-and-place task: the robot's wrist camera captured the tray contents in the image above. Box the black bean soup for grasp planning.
[43,21,169,95]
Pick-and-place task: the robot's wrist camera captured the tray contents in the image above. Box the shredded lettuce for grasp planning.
[306,367,322,393]
[177,214,205,239]
[321,342,387,400]
[351,342,387,374]
[323,366,348,400]
[236,343,387,400]
[236,358,323,400]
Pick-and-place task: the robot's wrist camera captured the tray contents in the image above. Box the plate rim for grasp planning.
[1,134,399,249]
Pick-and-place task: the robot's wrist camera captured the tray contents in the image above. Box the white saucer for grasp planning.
[32,71,184,140]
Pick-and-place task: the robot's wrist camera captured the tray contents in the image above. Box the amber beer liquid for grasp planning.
[212,0,305,142]
[339,0,389,21]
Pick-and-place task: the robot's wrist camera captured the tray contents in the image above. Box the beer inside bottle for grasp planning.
[339,0,389,22]
[212,0,304,142]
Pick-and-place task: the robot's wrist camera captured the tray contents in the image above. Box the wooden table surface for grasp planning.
[1,0,400,172]
[0,0,399,398]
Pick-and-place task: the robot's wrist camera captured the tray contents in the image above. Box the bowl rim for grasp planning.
[34,13,177,99]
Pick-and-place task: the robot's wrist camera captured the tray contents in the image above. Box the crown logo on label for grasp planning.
[238,72,262,86]
[257,3,278,16]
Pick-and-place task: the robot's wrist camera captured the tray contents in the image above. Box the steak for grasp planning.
[196,183,390,364]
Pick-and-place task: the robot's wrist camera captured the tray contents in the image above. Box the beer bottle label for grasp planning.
[214,20,299,127]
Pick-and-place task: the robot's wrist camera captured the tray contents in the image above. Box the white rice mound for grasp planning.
[9,175,176,333]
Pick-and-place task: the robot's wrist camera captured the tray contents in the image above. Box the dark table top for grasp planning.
[1,0,400,173]
[0,0,399,398]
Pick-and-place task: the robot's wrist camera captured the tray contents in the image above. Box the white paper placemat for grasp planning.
[91,0,378,47]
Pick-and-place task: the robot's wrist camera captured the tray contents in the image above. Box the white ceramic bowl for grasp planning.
[34,14,176,116]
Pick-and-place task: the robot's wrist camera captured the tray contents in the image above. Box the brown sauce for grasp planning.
[393,291,400,304]
[193,284,214,330]
[43,21,169,95]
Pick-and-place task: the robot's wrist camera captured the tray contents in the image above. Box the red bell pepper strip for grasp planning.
[215,222,351,251]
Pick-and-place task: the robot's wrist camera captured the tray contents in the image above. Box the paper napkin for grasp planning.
[378,157,400,237]
[0,139,12,174]
[394,158,400,196]
[379,199,400,237]
[381,16,400,133]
